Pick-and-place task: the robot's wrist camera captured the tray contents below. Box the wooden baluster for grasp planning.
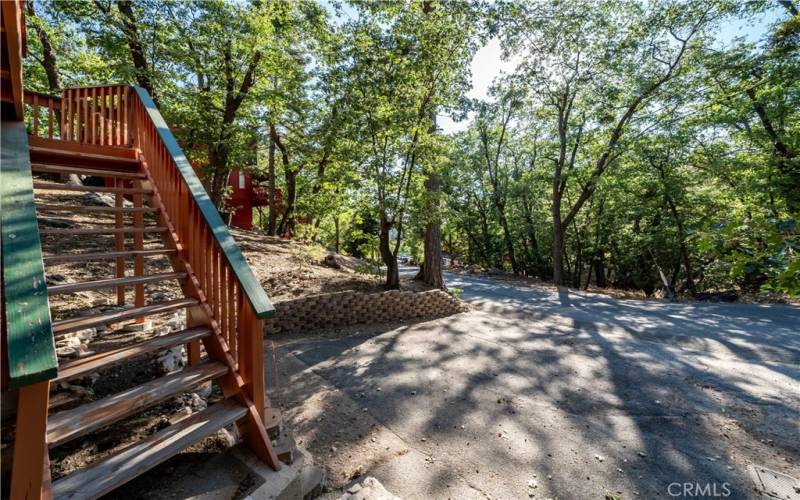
[105,87,110,145]
[116,86,122,146]
[32,94,39,137]
[220,263,229,347]
[100,87,106,146]
[185,201,203,367]
[90,87,96,144]
[198,224,207,306]
[228,275,236,363]
[200,226,211,301]
[47,97,53,139]
[236,291,247,380]
[123,87,129,145]
[63,89,70,141]
[207,245,216,315]
[213,247,221,322]
[82,88,88,143]
[205,227,213,313]
[74,89,80,142]
[75,88,81,142]
[62,90,67,140]
[107,87,113,146]
[109,87,115,146]
[185,202,202,367]
[72,89,77,142]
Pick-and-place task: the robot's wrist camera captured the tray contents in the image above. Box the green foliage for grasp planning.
[24,0,799,298]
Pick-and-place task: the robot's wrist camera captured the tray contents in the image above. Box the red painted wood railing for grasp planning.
[23,90,61,139]
[21,85,277,457]
[126,86,275,419]
[24,85,130,145]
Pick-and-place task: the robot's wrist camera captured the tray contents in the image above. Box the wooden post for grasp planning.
[10,381,52,500]
[115,178,126,306]
[240,304,265,424]
[133,182,145,318]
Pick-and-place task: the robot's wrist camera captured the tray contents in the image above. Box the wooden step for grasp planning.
[48,272,185,295]
[48,361,229,448]
[53,298,198,337]
[33,181,152,194]
[36,204,158,214]
[51,399,247,500]
[39,226,167,236]
[54,327,212,384]
[43,248,176,264]
[31,163,145,179]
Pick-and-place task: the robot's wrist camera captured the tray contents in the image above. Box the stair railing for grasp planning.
[23,90,62,139]
[19,84,279,470]
[125,86,276,417]
[24,85,131,146]
[23,84,276,416]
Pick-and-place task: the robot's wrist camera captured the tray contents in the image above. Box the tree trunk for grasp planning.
[208,143,229,207]
[657,165,696,294]
[476,200,492,267]
[116,0,157,106]
[522,196,543,277]
[593,257,607,287]
[267,133,277,236]
[420,216,445,289]
[379,218,399,289]
[26,1,61,92]
[552,200,565,285]
[418,171,445,289]
[334,215,340,253]
[278,169,296,237]
[497,205,518,274]
[270,124,297,237]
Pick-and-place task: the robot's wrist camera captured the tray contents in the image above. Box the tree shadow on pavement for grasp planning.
[267,284,800,499]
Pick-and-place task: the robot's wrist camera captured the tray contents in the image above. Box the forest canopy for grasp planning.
[23,0,800,298]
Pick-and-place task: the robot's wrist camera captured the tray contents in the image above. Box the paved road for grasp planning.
[287,269,800,499]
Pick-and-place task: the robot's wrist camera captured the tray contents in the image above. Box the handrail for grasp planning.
[24,90,61,100]
[129,86,275,319]
[1,121,58,388]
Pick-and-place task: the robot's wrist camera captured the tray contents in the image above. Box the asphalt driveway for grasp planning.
[280,270,800,499]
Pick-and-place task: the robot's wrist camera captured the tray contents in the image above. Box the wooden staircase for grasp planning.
[20,134,282,498]
[2,61,285,499]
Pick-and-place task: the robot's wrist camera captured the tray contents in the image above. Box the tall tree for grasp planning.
[499,0,716,284]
